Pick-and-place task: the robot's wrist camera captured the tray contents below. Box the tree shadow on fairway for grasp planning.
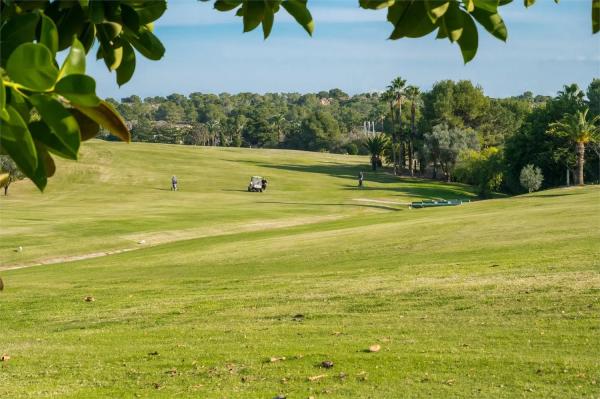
[257,201,402,212]
[531,189,591,198]
[342,184,475,200]
[239,159,400,184]
[239,160,476,199]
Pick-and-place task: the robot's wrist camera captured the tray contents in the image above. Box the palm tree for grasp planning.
[207,119,221,146]
[380,88,397,172]
[388,77,407,174]
[405,85,421,177]
[270,114,287,144]
[557,84,585,104]
[364,134,390,171]
[378,111,386,133]
[548,108,600,185]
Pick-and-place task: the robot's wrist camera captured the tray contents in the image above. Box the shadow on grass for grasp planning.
[343,185,475,200]
[238,159,392,181]
[240,160,479,200]
[257,201,402,212]
[533,189,591,198]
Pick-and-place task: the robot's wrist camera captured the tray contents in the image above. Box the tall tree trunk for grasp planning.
[576,141,585,185]
[389,102,397,174]
[408,146,413,176]
[397,99,402,175]
[4,183,9,196]
[409,102,416,177]
[399,142,405,172]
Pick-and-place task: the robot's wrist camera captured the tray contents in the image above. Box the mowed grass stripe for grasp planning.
[0,142,598,398]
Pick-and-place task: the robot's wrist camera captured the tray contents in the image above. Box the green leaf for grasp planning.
[243,1,264,32]
[473,0,498,13]
[47,2,87,51]
[127,27,165,60]
[593,0,600,33]
[462,0,475,12]
[457,11,479,63]
[59,37,86,79]
[0,105,38,178]
[29,142,52,190]
[215,0,242,11]
[121,4,140,32]
[29,120,78,160]
[97,23,124,70]
[29,94,81,160]
[425,1,450,22]
[436,20,448,39]
[38,143,56,178]
[263,2,275,39]
[39,13,59,56]
[387,1,410,24]
[101,21,123,39]
[55,74,101,107]
[281,0,314,36]
[88,0,105,23]
[389,2,436,39]
[471,8,507,42]
[104,2,122,22]
[79,22,96,52]
[70,108,100,141]
[6,43,58,91]
[73,100,131,142]
[130,0,167,24]
[359,0,396,10]
[116,42,136,86]
[88,1,104,24]
[443,2,464,42]
[524,0,535,7]
[0,173,9,187]
[6,87,30,122]
[105,46,124,71]
[0,12,40,67]
[0,79,5,115]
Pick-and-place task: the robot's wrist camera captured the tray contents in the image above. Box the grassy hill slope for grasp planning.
[0,141,598,398]
[0,140,475,267]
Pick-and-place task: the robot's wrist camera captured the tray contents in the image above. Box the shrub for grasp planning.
[454,148,504,198]
[346,143,359,155]
[520,164,544,193]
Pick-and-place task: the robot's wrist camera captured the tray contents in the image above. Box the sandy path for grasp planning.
[1,214,343,272]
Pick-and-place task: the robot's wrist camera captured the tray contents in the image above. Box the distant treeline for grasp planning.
[104,78,600,195]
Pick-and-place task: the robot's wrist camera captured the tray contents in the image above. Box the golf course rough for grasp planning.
[0,140,598,398]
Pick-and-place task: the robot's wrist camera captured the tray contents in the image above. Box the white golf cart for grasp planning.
[248,176,265,192]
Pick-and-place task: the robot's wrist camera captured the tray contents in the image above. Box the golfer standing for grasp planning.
[171,175,178,191]
[358,171,364,187]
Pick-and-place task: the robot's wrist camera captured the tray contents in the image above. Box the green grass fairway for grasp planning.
[1,141,599,398]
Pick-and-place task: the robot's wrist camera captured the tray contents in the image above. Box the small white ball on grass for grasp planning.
[368,344,381,352]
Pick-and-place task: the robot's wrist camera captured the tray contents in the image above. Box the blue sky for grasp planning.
[91,0,600,99]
